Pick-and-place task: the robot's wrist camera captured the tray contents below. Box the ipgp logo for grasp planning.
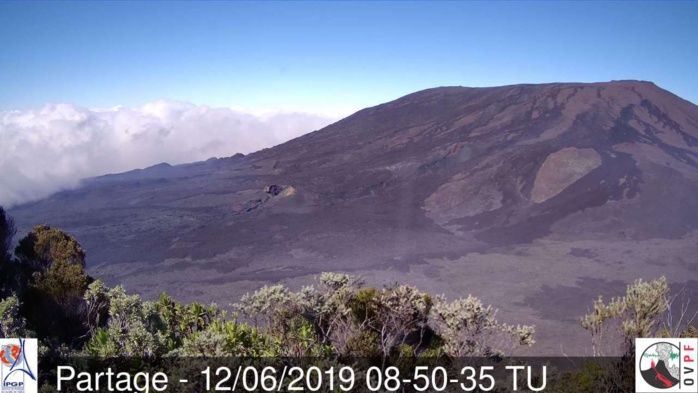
[636,338,698,393]
[0,339,37,393]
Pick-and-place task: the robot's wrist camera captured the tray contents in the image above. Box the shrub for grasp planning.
[581,276,668,355]
[369,285,431,357]
[84,286,168,357]
[235,284,293,333]
[0,295,28,338]
[430,294,535,357]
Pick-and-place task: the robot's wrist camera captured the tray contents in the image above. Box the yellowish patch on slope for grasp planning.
[531,147,602,203]
[280,185,296,197]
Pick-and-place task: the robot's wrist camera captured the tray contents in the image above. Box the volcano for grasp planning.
[10,80,698,354]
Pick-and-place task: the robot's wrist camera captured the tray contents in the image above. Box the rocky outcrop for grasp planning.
[264,185,284,196]
[232,185,293,214]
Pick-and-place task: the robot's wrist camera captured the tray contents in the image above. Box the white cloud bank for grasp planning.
[0,101,339,207]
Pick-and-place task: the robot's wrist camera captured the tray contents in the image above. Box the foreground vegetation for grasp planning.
[1,206,696,391]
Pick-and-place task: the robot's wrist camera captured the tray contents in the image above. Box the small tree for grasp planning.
[662,284,698,338]
[369,285,431,358]
[297,272,362,353]
[581,276,668,356]
[10,224,91,344]
[15,224,86,270]
[84,280,110,337]
[25,259,91,344]
[32,259,89,309]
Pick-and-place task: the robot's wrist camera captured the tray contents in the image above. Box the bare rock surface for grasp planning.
[531,147,602,203]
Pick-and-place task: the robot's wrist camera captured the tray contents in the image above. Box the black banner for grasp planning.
[39,356,635,392]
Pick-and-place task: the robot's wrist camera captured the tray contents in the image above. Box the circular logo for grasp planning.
[0,344,22,367]
[639,342,681,389]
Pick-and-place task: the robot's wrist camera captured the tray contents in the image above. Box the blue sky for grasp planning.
[1,1,697,114]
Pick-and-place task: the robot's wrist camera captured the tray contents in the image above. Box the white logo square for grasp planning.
[0,339,38,393]
[636,338,698,393]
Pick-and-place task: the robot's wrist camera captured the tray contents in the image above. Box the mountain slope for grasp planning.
[252,81,698,242]
[10,81,698,354]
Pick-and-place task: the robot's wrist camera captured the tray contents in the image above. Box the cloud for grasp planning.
[0,101,338,207]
